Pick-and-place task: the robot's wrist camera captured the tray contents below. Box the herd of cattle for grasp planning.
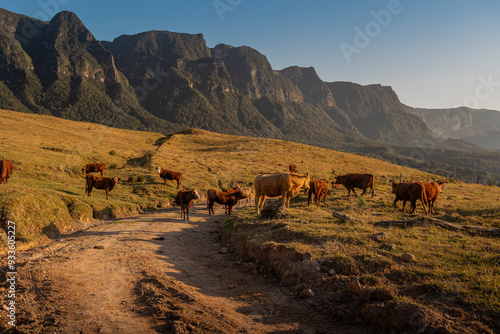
[0,159,445,221]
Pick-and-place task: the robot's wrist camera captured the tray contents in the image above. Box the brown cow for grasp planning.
[174,189,201,221]
[308,179,328,206]
[391,181,428,214]
[82,163,106,177]
[217,181,254,207]
[333,173,375,197]
[254,172,310,213]
[420,181,445,214]
[157,167,182,189]
[207,189,244,215]
[0,160,14,184]
[289,164,298,173]
[85,175,120,200]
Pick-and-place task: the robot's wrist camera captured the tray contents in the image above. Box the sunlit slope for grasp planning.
[0,108,499,244]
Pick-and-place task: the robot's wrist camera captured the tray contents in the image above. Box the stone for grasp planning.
[260,201,286,219]
[371,232,386,242]
[302,252,313,262]
[380,243,396,251]
[220,247,228,254]
[328,269,337,275]
[346,279,364,296]
[401,253,416,262]
[302,288,315,297]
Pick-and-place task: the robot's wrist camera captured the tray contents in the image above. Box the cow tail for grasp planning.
[370,176,375,197]
[420,183,429,214]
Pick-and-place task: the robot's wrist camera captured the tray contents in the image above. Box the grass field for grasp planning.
[0,108,499,327]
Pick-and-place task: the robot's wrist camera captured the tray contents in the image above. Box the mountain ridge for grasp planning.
[1,7,500,182]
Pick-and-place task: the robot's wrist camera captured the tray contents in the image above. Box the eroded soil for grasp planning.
[0,205,366,333]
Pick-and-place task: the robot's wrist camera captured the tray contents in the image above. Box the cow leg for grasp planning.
[256,195,265,213]
[352,188,358,197]
[186,206,190,221]
[402,200,407,213]
[409,200,416,214]
[360,188,367,196]
[106,189,110,200]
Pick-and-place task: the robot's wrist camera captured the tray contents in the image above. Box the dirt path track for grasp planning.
[1,205,358,333]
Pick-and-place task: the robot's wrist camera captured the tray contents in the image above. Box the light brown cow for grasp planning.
[254,172,310,213]
[420,181,445,214]
[392,181,428,214]
[0,160,14,184]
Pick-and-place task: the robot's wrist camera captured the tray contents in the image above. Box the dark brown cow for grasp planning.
[85,175,120,200]
[0,160,14,184]
[157,167,182,189]
[289,164,298,173]
[421,181,445,214]
[174,189,201,221]
[207,189,244,215]
[82,163,106,177]
[308,179,328,206]
[218,181,254,207]
[391,181,428,214]
[333,173,375,197]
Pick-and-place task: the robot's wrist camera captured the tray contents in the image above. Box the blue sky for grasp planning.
[2,0,500,111]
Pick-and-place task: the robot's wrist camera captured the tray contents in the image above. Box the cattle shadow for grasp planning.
[58,189,81,196]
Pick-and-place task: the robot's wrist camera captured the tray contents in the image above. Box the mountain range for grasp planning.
[1,8,500,182]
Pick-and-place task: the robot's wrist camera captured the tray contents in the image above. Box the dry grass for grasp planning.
[0,108,499,320]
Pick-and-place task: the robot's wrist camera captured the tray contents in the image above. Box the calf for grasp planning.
[421,181,445,214]
[174,189,201,221]
[289,164,298,173]
[308,179,328,206]
[157,167,182,189]
[85,175,120,200]
[0,160,14,184]
[207,189,244,215]
[392,181,428,214]
[333,173,375,197]
[82,163,106,177]
[238,186,254,207]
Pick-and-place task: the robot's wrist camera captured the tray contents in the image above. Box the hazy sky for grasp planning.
[3,0,500,111]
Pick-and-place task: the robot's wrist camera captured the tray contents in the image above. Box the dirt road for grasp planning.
[1,205,356,333]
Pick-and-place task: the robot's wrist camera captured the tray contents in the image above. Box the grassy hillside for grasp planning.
[1,107,500,242]
[0,108,499,330]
